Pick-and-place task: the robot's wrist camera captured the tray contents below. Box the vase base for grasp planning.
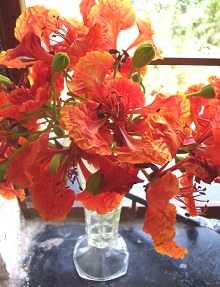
[73,234,129,281]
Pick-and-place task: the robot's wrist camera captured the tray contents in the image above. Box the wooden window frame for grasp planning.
[1,0,220,219]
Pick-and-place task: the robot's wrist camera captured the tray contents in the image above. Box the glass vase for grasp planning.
[73,205,129,281]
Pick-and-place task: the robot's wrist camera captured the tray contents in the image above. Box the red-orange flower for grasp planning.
[77,190,123,214]
[0,182,25,202]
[7,135,76,220]
[143,172,188,259]
[87,0,136,50]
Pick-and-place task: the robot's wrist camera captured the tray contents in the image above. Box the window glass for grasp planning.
[131,0,220,58]
[25,0,82,18]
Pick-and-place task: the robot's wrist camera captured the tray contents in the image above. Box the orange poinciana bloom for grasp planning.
[7,135,76,220]
[143,172,188,259]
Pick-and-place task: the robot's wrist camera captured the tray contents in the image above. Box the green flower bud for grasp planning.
[52,52,70,72]
[0,75,12,88]
[132,42,156,69]
[186,84,215,99]
[132,72,146,93]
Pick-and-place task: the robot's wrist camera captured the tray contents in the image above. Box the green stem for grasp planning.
[137,68,141,84]
[4,135,39,166]
[67,92,88,102]
[63,70,72,80]
[113,60,120,79]
[51,71,59,123]
[21,107,52,117]
[128,66,134,79]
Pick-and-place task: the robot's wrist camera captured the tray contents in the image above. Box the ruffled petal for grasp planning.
[0,183,25,201]
[67,51,114,100]
[126,19,154,51]
[6,32,53,63]
[77,190,123,214]
[116,113,186,164]
[60,102,112,155]
[87,0,136,49]
[28,175,75,221]
[80,0,96,26]
[0,51,34,69]
[15,5,61,50]
[143,172,188,259]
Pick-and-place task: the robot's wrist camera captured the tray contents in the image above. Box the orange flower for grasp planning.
[116,113,186,165]
[61,101,112,155]
[67,51,115,100]
[143,172,188,259]
[7,135,76,220]
[194,127,220,178]
[5,32,53,64]
[87,0,136,50]
[77,191,124,214]
[209,75,220,101]
[0,182,25,201]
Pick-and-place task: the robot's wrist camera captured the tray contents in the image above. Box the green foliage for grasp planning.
[130,0,220,56]
[129,0,220,94]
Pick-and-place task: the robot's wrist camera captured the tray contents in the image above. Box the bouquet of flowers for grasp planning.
[0,0,219,259]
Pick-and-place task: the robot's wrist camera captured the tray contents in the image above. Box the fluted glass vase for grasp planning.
[73,205,129,281]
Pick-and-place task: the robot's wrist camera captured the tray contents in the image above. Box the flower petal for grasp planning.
[87,0,136,49]
[80,0,96,26]
[77,190,123,214]
[143,172,188,259]
[6,32,53,63]
[15,6,61,50]
[67,51,114,100]
[60,102,112,155]
[28,175,75,221]
[0,183,25,201]
[0,51,34,69]
[126,19,155,51]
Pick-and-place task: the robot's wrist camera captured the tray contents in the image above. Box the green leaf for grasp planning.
[49,154,66,174]
[86,170,103,195]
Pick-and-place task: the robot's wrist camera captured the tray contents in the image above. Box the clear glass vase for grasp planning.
[73,205,129,281]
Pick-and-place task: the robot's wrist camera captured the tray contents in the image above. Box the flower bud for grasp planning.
[52,52,70,72]
[186,84,215,99]
[132,42,156,69]
[0,75,12,88]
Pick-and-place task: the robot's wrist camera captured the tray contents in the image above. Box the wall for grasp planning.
[0,197,24,285]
